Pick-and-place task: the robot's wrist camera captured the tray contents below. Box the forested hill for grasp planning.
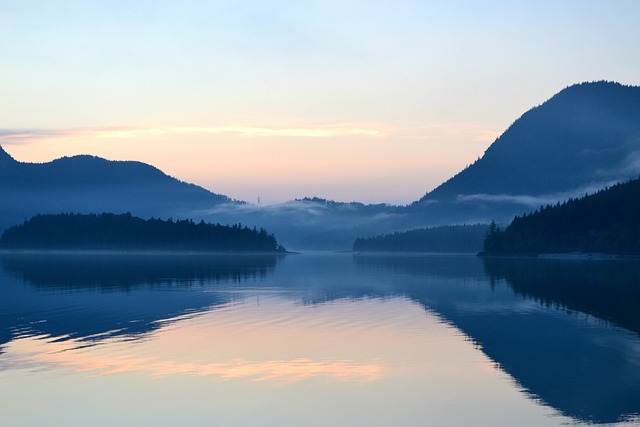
[0,213,286,252]
[353,224,489,253]
[480,178,640,256]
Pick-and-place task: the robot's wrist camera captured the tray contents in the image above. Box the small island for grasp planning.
[480,177,640,257]
[0,213,287,252]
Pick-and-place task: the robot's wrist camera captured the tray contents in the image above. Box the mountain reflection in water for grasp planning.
[483,257,640,335]
[354,254,640,424]
[0,252,280,351]
[0,252,638,425]
[1,251,279,289]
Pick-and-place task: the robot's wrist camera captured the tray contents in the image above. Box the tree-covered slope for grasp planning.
[353,224,488,253]
[0,213,285,252]
[480,177,640,255]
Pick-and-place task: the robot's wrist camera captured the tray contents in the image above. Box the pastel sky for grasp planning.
[2,1,640,204]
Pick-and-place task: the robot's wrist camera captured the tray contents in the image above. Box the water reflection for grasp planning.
[1,252,639,425]
[0,252,281,351]
[1,251,279,289]
[479,257,640,424]
[483,257,640,335]
[7,331,384,382]
[354,254,640,424]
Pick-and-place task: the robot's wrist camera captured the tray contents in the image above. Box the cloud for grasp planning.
[392,123,500,143]
[171,126,380,138]
[191,200,341,228]
[0,125,381,144]
[456,193,556,207]
[193,198,399,218]
[456,180,626,208]
[0,121,498,145]
[0,129,69,144]
[620,149,640,177]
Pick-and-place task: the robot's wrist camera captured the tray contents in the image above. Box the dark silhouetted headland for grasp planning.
[0,213,286,252]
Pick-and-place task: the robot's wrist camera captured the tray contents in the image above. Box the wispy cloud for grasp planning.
[457,193,556,207]
[176,126,379,138]
[456,180,627,208]
[393,123,501,143]
[0,125,381,144]
[0,121,499,144]
[0,129,70,144]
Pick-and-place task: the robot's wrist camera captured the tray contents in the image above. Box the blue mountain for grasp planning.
[414,81,640,221]
[0,147,232,231]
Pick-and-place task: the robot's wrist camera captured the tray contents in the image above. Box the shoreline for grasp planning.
[478,251,640,261]
[0,249,299,256]
[352,251,478,256]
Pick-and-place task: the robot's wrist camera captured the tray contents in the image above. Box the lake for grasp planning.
[1,251,639,426]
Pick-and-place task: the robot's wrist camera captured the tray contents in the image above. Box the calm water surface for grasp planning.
[0,252,639,426]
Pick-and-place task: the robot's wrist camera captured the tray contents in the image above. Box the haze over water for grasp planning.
[1,252,638,426]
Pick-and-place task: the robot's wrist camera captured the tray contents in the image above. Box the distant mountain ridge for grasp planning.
[3,81,639,249]
[190,81,640,248]
[0,147,232,231]
[417,81,640,214]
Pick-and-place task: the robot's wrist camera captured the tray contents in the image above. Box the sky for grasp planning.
[2,1,640,205]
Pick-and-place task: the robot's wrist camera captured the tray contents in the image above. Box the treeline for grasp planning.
[0,213,286,252]
[481,177,640,255]
[353,224,489,253]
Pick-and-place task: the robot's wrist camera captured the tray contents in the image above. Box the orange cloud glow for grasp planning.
[0,124,381,144]
[0,121,496,204]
